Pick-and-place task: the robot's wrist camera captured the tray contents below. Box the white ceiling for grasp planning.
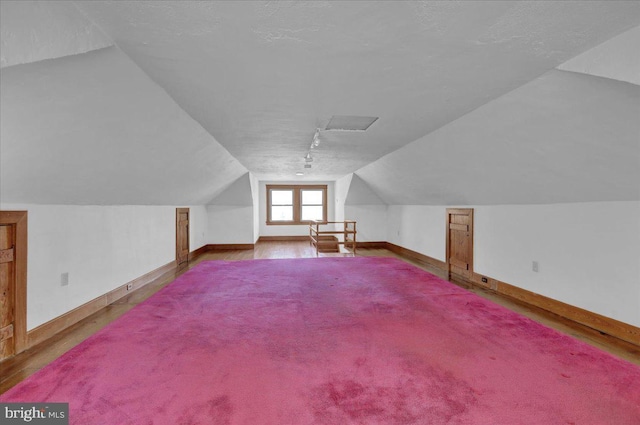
[73,0,640,180]
[1,1,639,205]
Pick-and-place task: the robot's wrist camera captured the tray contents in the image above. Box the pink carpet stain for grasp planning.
[1,257,639,424]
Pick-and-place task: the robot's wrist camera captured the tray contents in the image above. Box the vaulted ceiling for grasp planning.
[1,1,639,205]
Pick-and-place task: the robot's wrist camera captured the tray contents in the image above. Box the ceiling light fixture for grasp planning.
[302,129,320,168]
[296,172,304,176]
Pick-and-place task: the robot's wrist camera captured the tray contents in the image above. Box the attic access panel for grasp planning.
[325,115,378,131]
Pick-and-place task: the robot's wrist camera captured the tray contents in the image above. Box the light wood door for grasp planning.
[0,211,27,361]
[446,208,473,279]
[176,208,190,269]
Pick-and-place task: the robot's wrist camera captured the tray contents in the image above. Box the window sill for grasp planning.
[266,221,322,226]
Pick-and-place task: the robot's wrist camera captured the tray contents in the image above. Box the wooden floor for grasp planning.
[1,241,639,394]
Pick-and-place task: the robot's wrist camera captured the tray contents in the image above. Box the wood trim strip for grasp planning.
[26,244,212,350]
[266,184,328,225]
[188,245,209,261]
[207,244,254,251]
[355,241,387,249]
[105,262,176,305]
[258,236,309,242]
[385,242,447,270]
[469,272,640,346]
[0,211,28,353]
[27,260,176,349]
[385,240,638,347]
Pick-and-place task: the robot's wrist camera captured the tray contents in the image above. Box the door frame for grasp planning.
[445,208,474,280]
[175,208,190,267]
[0,210,28,355]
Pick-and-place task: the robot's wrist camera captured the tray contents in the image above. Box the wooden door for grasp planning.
[446,208,473,280]
[176,208,190,269]
[0,211,27,361]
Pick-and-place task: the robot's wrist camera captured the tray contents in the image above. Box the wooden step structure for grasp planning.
[309,220,356,256]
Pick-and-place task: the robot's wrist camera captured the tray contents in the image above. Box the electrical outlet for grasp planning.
[481,277,488,283]
[61,272,69,286]
[126,283,133,291]
[532,261,539,273]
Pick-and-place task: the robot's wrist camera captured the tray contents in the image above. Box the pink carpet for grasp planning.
[1,257,639,424]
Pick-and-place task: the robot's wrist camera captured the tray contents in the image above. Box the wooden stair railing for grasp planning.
[309,221,357,256]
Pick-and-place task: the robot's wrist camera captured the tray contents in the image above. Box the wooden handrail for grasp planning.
[309,220,357,256]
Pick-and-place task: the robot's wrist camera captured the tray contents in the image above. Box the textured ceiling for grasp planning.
[74,0,640,180]
[1,1,639,206]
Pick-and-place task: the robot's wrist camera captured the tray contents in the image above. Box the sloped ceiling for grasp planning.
[558,25,640,86]
[0,46,247,205]
[1,1,639,206]
[356,68,640,205]
[0,1,247,205]
[209,173,254,206]
[72,0,640,181]
[345,174,385,205]
[0,0,112,68]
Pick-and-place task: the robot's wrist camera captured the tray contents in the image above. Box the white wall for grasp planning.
[259,181,335,237]
[473,201,640,328]
[387,205,445,260]
[206,172,257,244]
[206,206,255,244]
[384,202,640,327]
[334,174,352,223]
[0,203,207,330]
[345,205,387,242]
[189,205,208,251]
[250,173,260,244]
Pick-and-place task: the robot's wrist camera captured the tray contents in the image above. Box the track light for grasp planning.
[311,129,320,148]
[304,153,313,163]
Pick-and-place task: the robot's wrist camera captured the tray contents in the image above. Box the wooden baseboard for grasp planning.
[468,272,640,346]
[26,246,211,350]
[385,242,447,270]
[207,243,254,250]
[189,245,209,261]
[382,241,639,347]
[356,241,387,249]
[258,236,309,242]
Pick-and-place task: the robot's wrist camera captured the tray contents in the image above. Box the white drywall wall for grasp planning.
[189,205,208,252]
[383,202,640,327]
[0,203,207,330]
[473,202,640,327]
[206,206,255,245]
[344,205,387,242]
[250,173,260,244]
[334,174,353,223]
[206,172,258,244]
[386,206,446,261]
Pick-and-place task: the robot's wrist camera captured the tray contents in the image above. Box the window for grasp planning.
[267,185,327,225]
